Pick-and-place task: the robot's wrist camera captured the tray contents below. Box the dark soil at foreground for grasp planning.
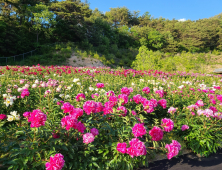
[139,148,222,170]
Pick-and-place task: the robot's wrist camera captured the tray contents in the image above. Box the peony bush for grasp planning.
[0,65,222,169]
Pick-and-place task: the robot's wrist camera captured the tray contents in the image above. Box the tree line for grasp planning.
[1,0,222,58]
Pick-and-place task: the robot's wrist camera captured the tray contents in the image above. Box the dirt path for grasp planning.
[65,52,105,67]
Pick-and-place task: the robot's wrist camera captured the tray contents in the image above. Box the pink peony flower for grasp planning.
[181,125,189,131]
[52,133,60,139]
[209,106,218,113]
[158,99,167,109]
[96,83,104,88]
[23,111,31,118]
[195,100,204,107]
[155,90,164,98]
[127,138,147,158]
[167,107,177,114]
[117,106,128,116]
[106,91,115,97]
[142,87,150,94]
[132,123,147,137]
[165,140,181,160]
[95,102,104,113]
[0,114,7,120]
[21,89,30,98]
[28,109,47,128]
[83,133,95,144]
[131,110,137,116]
[45,153,65,170]
[161,118,174,132]
[61,115,78,131]
[83,100,96,115]
[90,128,99,136]
[143,99,154,113]
[149,126,164,141]
[121,87,131,96]
[117,142,127,154]
[103,107,113,115]
[217,95,222,102]
[150,98,158,108]
[118,94,128,105]
[76,93,85,102]
[61,102,73,113]
[91,93,99,98]
[70,108,83,119]
[133,94,142,104]
[76,121,86,133]
[109,96,118,106]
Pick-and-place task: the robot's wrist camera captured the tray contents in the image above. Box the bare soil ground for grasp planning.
[65,52,105,67]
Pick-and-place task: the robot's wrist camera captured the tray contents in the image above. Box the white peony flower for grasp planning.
[89,87,94,91]
[7,115,14,122]
[73,78,80,83]
[77,82,81,86]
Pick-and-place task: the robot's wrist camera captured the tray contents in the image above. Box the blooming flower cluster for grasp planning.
[165,140,181,159]
[45,153,65,170]
[132,123,147,137]
[149,126,164,141]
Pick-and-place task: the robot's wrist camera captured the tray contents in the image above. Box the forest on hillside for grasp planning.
[1,0,222,58]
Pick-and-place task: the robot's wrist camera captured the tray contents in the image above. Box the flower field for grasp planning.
[1,65,222,170]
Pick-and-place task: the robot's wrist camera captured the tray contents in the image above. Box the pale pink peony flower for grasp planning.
[161,118,174,132]
[96,83,104,88]
[132,123,147,137]
[90,128,99,136]
[83,100,96,115]
[181,125,189,131]
[83,133,95,144]
[45,153,65,170]
[167,107,177,114]
[142,87,150,94]
[117,142,127,154]
[149,126,164,141]
[195,100,204,107]
[28,109,47,128]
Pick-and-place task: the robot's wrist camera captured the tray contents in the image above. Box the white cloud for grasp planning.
[178,18,186,22]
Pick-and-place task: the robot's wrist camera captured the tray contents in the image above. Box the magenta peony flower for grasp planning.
[132,123,147,137]
[76,121,86,133]
[158,99,167,109]
[96,83,104,88]
[121,87,131,96]
[95,102,104,113]
[83,133,95,144]
[83,100,96,115]
[61,102,73,113]
[155,90,164,98]
[28,109,47,128]
[103,107,113,115]
[131,110,137,116]
[142,87,150,94]
[0,114,7,120]
[45,153,65,170]
[181,125,189,131]
[149,126,164,141]
[109,96,118,106]
[70,108,83,119]
[21,89,30,98]
[161,118,174,132]
[195,100,204,107]
[209,106,218,113]
[127,138,147,158]
[217,95,222,102]
[90,128,99,136]
[76,93,86,102]
[52,133,60,139]
[133,94,142,104]
[117,142,127,154]
[143,99,154,113]
[150,98,158,108]
[106,90,115,97]
[165,140,181,160]
[118,94,128,105]
[117,106,128,116]
[61,115,78,131]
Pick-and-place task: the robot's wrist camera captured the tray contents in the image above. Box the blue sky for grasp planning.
[76,0,222,21]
